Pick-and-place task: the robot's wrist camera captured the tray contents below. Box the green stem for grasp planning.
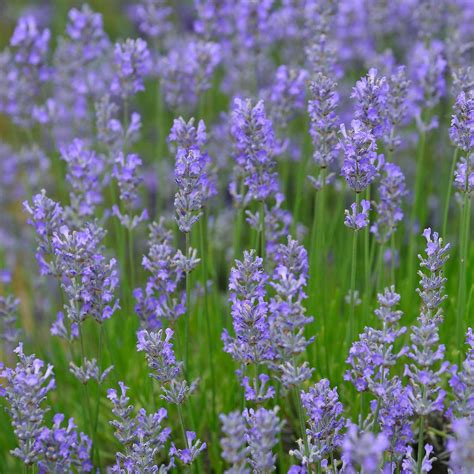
[199,217,217,433]
[362,186,371,330]
[349,194,361,344]
[442,148,459,238]
[185,232,191,375]
[390,233,396,285]
[456,193,471,348]
[407,130,427,306]
[128,228,135,296]
[293,387,312,474]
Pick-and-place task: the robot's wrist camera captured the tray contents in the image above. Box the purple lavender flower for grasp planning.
[130,0,173,41]
[243,407,281,473]
[170,118,215,233]
[345,286,407,396]
[23,190,64,276]
[0,295,21,354]
[308,74,340,169]
[450,90,474,152]
[159,40,221,110]
[169,117,207,151]
[108,382,173,472]
[371,162,407,243]
[385,65,411,150]
[0,16,51,127]
[341,423,388,474]
[53,224,119,326]
[0,344,55,465]
[304,0,337,76]
[447,417,474,472]
[352,68,390,139]
[136,328,182,384]
[268,237,314,386]
[169,431,206,466]
[405,229,450,416]
[173,147,209,233]
[112,152,148,230]
[409,40,447,130]
[266,65,308,130]
[49,4,112,145]
[344,199,371,230]
[340,120,383,193]
[449,328,474,420]
[134,219,189,328]
[402,443,435,473]
[111,38,151,99]
[95,95,142,155]
[230,98,279,204]
[242,373,275,403]
[222,250,274,366]
[137,328,197,405]
[35,414,92,473]
[220,410,249,472]
[291,379,344,467]
[454,155,474,196]
[69,357,113,385]
[61,139,105,219]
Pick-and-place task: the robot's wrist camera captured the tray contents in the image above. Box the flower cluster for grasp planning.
[0,295,21,353]
[371,162,407,243]
[340,120,382,194]
[405,229,450,416]
[52,224,119,327]
[108,381,173,472]
[268,237,314,386]
[308,73,340,169]
[111,38,151,99]
[230,98,279,204]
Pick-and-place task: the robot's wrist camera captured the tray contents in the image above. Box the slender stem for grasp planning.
[362,186,371,330]
[293,387,312,474]
[233,180,245,259]
[185,232,191,375]
[390,233,396,285]
[407,130,426,303]
[92,324,105,470]
[456,193,471,348]
[349,194,360,344]
[128,229,135,297]
[199,217,217,432]
[442,147,459,238]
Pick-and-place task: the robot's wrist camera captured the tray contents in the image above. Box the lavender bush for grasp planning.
[0,1,473,473]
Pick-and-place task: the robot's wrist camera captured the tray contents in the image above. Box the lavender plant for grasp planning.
[1,3,474,473]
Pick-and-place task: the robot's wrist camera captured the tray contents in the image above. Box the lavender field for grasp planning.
[0,1,473,473]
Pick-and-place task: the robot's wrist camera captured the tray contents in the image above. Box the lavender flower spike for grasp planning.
[308,73,340,169]
[230,98,279,204]
[290,379,344,468]
[220,411,249,473]
[351,68,390,139]
[0,344,55,465]
[0,295,21,353]
[341,423,388,474]
[111,38,151,98]
[244,407,282,473]
[340,120,383,194]
[405,229,450,416]
[136,328,197,405]
[344,199,371,230]
[447,417,474,473]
